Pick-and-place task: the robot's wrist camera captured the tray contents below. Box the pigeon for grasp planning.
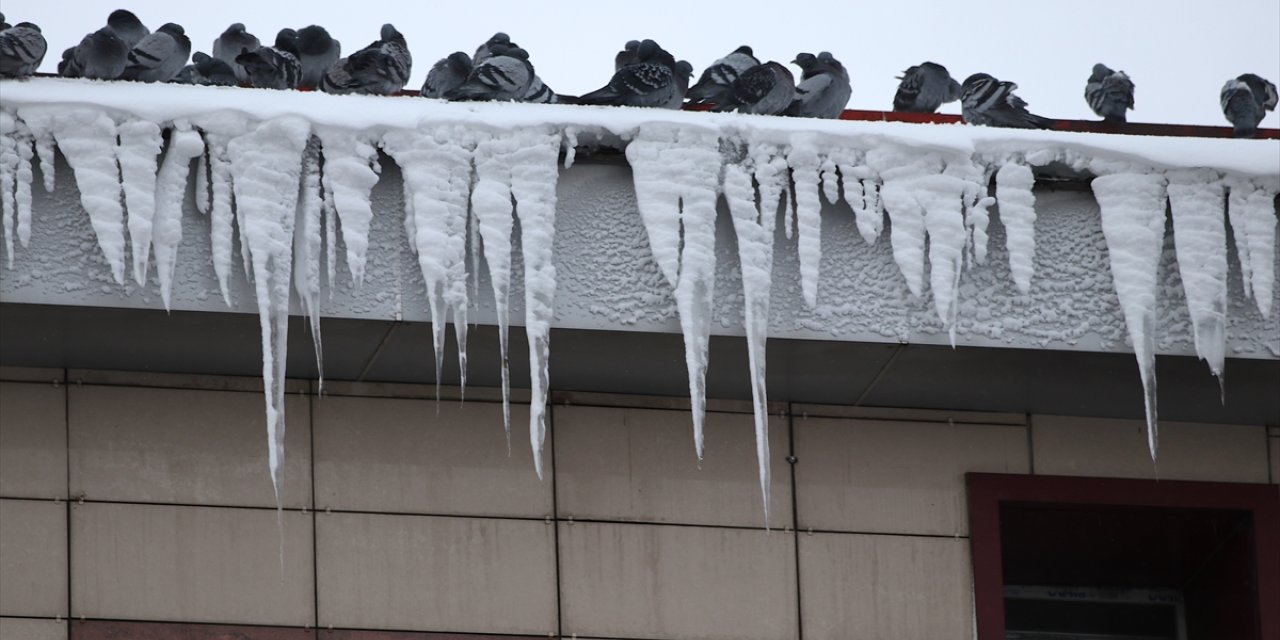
[236,29,301,90]
[686,45,759,106]
[122,22,190,83]
[960,73,1054,129]
[0,14,8,32]
[174,51,237,86]
[474,32,512,66]
[444,45,534,102]
[319,57,360,94]
[669,60,694,109]
[0,21,47,79]
[893,61,962,113]
[714,61,795,115]
[213,23,259,84]
[344,23,411,95]
[523,74,563,103]
[784,51,851,119]
[1220,73,1278,138]
[107,9,149,50]
[1084,63,1135,123]
[296,25,339,90]
[61,26,129,80]
[614,39,641,71]
[578,39,681,108]
[421,51,472,98]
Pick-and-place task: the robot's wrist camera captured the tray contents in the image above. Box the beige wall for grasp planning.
[0,367,1271,639]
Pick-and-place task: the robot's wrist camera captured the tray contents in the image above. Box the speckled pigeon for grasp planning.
[236,28,301,90]
[686,45,758,106]
[578,39,681,108]
[714,61,795,115]
[1084,63,1135,123]
[960,72,1053,129]
[1221,73,1278,138]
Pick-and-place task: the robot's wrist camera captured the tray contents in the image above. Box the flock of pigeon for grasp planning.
[2,11,1278,137]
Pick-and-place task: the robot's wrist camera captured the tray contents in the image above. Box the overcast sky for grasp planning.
[5,0,1278,128]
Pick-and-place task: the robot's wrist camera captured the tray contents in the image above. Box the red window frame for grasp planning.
[966,472,1280,640]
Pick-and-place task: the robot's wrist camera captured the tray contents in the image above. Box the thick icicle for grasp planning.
[194,147,210,215]
[919,172,971,343]
[43,108,127,284]
[153,127,204,310]
[117,120,163,286]
[382,125,472,397]
[996,162,1037,293]
[293,139,325,386]
[1167,169,1227,381]
[226,115,310,504]
[12,120,34,253]
[192,112,250,305]
[724,138,784,524]
[788,137,823,308]
[1093,171,1167,460]
[627,123,721,461]
[870,149,938,297]
[0,111,17,266]
[1226,177,1278,319]
[509,127,561,479]
[471,131,518,441]
[315,127,380,287]
[28,121,55,195]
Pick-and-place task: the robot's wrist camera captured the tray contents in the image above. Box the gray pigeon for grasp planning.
[296,25,339,90]
[473,32,512,66]
[0,21,47,79]
[344,23,411,95]
[784,51,851,119]
[444,45,534,102]
[714,61,795,115]
[893,61,962,113]
[213,23,259,84]
[960,73,1054,129]
[686,45,758,106]
[523,74,563,103]
[421,51,472,99]
[174,51,237,86]
[122,22,190,83]
[1220,73,1278,138]
[319,57,360,94]
[107,9,149,50]
[1084,63,1134,123]
[0,14,9,31]
[578,39,680,108]
[614,40,642,71]
[668,60,693,109]
[61,26,129,80]
[236,29,301,90]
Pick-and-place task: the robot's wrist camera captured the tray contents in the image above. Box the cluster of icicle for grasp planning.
[2,108,1277,524]
[0,105,564,510]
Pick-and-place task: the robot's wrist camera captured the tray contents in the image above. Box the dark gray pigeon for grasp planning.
[784,51,851,119]
[0,14,9,32]
[714,61,795,115]
[578,39,681,108]
[123,22,190,83]
[668,60,693,109]
[960,73,1053,129]
[444,45,534,101]
[0,21,47,79]
[614,40,640,71]
[474,32,512,66]
[344,23,411,95]
[1084,63,1134,123]
[296,25,339,90]
[1220,73,1278,138]
[174,51,237,86]
[213,23,259,84]
[107,9,149,50]
[236,29,301,90]
[61,26,129,80]
[893,61,962,113]
[319,57,360,94]
[686,45,758,106]
[421,51,472,98]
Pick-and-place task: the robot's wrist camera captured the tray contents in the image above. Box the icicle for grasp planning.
[192,112,250,306]
[965,165,996,267]
[293,139,325,387]
[0,111,17,266]
[471,131,518,443]
[1225,177,1278,319]
[194,147,210,215]
[724,138,783,524]
[153,127,204,310]
[382,125,472,398]
[117,120,164,286]
[820,155,840,204]
[919,173,970,344]
[12,119,34,254]
[1093,171,1167,460]
[562,126,578,169]
[40,108,127,284]
[870,149,941,297]
[1167,169,1228,382]
[29,124,55,194]
[996,162,1037,293]
[315,127,379,287]
[787,137,823,308]
[627,123,721,461]
[226,115,310,505]
[322,178,338,300]
[509,127,561,479]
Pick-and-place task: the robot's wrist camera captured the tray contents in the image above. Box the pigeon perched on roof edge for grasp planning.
[893,61,961,113]
[296,25,339,90]
[785,51,851,119]
[961,72,1054,129]
[1085,63,1135,123]
[1220,73,1278,138]
[686,45,758,106]
[0,21,47,79]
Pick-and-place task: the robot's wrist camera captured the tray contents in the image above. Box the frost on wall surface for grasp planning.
[1,81,1278,524]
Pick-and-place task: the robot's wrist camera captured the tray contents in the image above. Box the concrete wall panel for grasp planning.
[0,500,67,617]
[0,382,66,499]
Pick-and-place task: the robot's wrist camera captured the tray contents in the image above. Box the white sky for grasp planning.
[5,0,1278,128]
